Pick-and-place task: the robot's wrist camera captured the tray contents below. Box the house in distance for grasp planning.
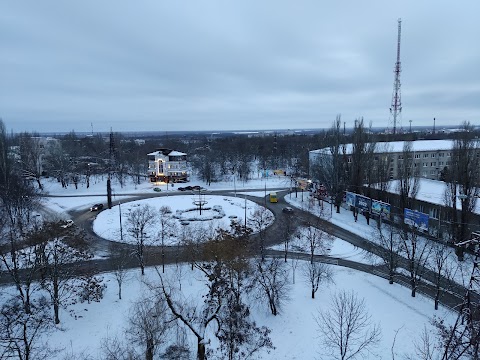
[147,148,188,183]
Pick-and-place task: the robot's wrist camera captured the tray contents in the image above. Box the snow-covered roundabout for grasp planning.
[92,195,273,246]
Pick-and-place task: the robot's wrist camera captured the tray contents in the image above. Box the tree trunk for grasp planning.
[311,288,315,299]
[54,277,60,324]
[146,337,154,360]
[197,341,206,360]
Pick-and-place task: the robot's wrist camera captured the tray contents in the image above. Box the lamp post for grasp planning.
[244,194,247,228]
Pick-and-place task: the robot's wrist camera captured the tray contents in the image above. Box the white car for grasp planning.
[61,219,74,229]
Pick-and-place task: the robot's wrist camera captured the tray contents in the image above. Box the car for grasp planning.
[90,203,104,211]
[282,206,294,214]
[61,219,74,229]
[178,187,187,191]
[153,187,162,192]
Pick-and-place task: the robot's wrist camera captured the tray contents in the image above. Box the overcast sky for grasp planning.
[1,1,479,133]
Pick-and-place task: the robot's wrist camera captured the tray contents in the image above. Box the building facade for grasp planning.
[309,140,456,181]
[147,148,188,182]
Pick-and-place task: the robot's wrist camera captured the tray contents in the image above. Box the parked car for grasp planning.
[282,206,294,214]
[178,187,187,191]
[61,219,74,229]
[153,187,162,192]
[90,203,104,211]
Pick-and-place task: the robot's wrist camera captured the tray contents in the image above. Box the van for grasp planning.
[269,192,278,203]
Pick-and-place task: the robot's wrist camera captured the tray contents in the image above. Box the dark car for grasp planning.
[178,187,187,191]
[90,203,104,211]
[282,206,294,214]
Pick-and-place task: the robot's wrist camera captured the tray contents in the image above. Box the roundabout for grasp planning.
[92,194,275,246]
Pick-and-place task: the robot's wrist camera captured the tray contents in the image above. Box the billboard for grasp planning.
[404,208,429,232]
[346,192,356,207]
[372,200,391,218]
[355,194,371,212]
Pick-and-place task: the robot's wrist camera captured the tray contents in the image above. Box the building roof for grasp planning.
[147,148,187,156]
[310,139,455,155]
[386,178,480,214]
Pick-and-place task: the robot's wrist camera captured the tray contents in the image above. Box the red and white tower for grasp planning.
[390,18,402,134]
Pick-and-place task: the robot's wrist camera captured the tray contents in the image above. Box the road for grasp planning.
[1,187,475,313]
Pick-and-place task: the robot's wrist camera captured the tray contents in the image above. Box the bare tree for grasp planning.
[400,225,431,297]
[444,121,480,260]
[113,263,130,301]
[404,325,440,360]
[248,205,274,261]
[430,242,456,310]
[253,257,290,316]
[126,296,171,360]
[316,290,381,360]
[373,223,402,284]
[281,210,294,262]
[310,115,349,213]
[159,272,220,360]
[396,141,419,214]
[0,296,51,360]
[157,205,175,273]
[296,224,332,265]
[19,133,45,190]
[127,204,157,275]
[38,228,93,324]
[302,261,334,299]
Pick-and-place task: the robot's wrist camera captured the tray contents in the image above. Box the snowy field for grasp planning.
[13,175,460,358]
[20,263,453,360]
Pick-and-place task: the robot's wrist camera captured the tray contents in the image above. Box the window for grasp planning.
[430,207,439,219]
[439,153,444,157]
[423,162,428,167]
[423,153,429,158]
[423,171,427,177]
[431,153,436,158]
[439,161,444,166]
[431,162,436,167]
[447,152,451,157]
[415,154,420,159]
[430,170,436,175]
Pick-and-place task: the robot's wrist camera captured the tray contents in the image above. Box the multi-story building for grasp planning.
[147,148,188,182]
[309,139,456,181]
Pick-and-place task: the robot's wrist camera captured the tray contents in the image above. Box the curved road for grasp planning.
[1,187,474,313]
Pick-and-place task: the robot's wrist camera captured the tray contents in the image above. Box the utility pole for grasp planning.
[409,120,412,133]
[390,18,403,135]
[107,128,115,209]
[433,117,436,135]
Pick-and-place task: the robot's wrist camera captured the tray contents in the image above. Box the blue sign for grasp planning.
[372,200,391,218]
[404,208,429,231]
[346,192,356,207]
[355,194,371,212]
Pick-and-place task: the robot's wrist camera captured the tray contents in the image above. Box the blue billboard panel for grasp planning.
[404,208,429,231]
[355,194,371,212]
[372,200,391,218]
[346,192,356,207]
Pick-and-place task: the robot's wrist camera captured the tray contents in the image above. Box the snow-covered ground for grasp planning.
[20,263,453,360]
[9,175,459,359]
[92,195,272,245]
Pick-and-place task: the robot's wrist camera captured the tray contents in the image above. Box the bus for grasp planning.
[269,192,278,203]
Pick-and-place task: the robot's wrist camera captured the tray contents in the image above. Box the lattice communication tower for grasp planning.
[390,18,402,134]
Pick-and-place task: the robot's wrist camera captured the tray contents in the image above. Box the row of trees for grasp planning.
[0,119,107,359]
